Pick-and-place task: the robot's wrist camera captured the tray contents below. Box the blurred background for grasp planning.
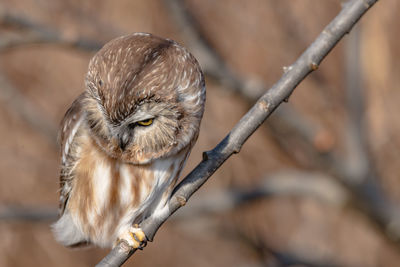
[0,0,399,266]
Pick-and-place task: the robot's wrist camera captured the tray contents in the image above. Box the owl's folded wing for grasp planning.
[58,92,86,215]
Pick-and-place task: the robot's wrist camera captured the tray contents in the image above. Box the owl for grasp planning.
[52,33,206,248]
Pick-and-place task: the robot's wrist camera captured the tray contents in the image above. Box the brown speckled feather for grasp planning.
[58,93,86,215]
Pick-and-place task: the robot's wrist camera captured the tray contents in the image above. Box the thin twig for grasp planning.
[96,0,378,266]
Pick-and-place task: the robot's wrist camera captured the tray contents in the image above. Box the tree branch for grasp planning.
[96,0,378,266]
[0,205,57,222]
[0,8,104,51]
[167,0,400,243]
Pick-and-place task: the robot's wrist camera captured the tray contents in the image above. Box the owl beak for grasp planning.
[118,131,131,151]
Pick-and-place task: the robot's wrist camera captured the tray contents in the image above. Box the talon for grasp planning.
[132,230,146,243]
[118,226,147,249]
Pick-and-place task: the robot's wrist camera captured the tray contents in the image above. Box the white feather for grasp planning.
[52,212,86,246]
[119,164,133,205]
[93,162,111,210]
[62,116,83,164]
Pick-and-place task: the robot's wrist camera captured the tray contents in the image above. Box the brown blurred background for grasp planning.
[0,0,399,266]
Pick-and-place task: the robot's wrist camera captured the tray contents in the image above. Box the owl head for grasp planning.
[83,33,205,164]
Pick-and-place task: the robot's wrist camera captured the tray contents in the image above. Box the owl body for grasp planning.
[52,33,205,248]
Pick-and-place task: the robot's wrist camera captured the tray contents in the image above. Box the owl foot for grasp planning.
[118,224,147,250]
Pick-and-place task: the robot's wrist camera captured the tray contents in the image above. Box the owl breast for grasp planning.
[53,131,189,248]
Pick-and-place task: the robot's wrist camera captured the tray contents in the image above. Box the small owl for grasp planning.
[52,33,205,248]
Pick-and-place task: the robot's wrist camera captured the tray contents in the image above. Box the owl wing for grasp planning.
[58,93,86,215]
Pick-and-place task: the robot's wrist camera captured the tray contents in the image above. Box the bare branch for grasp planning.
[0,205,57,222]
[96,0,378,266]
[0,9,104,51]
[167,0,400,243]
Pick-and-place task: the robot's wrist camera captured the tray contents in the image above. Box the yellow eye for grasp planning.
[137,118,153,126]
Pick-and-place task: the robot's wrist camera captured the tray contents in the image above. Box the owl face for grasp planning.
[83,33,205,164]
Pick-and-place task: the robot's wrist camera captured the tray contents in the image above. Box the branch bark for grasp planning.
[96,0,379,266]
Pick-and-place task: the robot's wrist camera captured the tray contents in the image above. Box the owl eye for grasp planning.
[137,118,153,126]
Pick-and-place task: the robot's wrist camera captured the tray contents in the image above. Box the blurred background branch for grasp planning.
[0,8,103,51]
[175,170,348,219]
[0,205,57,222]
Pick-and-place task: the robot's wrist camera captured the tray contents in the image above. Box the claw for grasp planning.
[118,225,147,249]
